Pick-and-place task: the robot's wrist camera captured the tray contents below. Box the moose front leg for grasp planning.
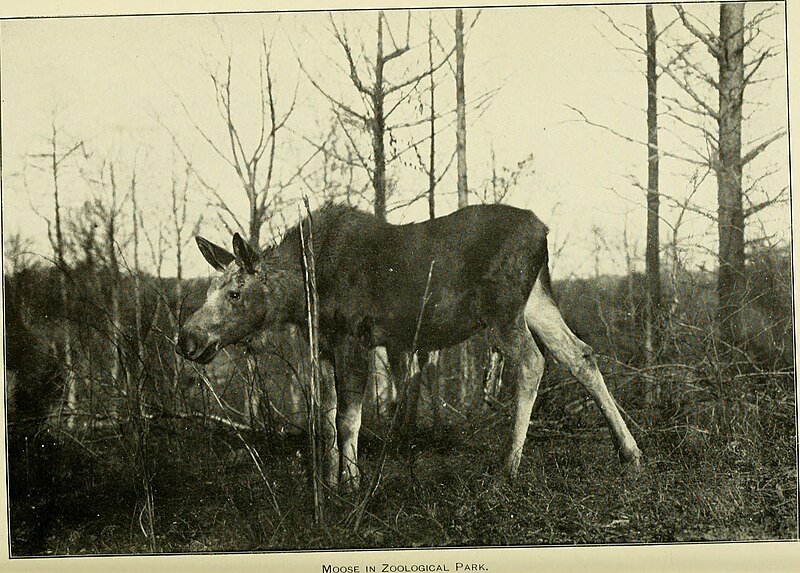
[320,357,339,491]
[334,339,369,491]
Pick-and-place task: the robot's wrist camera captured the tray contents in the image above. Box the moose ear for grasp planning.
[232,233,257,275]
[196,236,235,272]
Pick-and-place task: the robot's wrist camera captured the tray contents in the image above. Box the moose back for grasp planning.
[176,203,641,489]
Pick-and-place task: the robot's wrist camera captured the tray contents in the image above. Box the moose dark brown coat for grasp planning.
[177,203,641,489]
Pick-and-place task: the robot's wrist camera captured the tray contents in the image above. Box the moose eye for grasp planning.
[228,291,241,302]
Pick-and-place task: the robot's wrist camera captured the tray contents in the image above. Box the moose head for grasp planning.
[175,233,270,364]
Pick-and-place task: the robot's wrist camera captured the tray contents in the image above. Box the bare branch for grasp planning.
[744,186,788,219]
[742,130,786,165]
[595,8,645,53]
[662,105,718,147]
[280,136,329,190]
[331,17,372,97]
[216,57,249,187]
[380,10,408,58]
[257,49,280,209]
[336,115,373,174]
[161,122,244,235]
[675,5,720,60]
[170,78,236,170]
[385,42,456,96]
[565,105,710,168]
[294,49,369,123]
[658,60,719,121]
[743,48,774,86]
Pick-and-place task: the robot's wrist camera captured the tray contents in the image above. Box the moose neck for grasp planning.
[257,239,306,327]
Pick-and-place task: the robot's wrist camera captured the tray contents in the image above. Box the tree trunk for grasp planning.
[131,172,146,419]
[368,12,393,416]
[425,16,440,429]
[49,128,77,429]
[245,351,260,429]
[455,8,468,209]
[107,164,123,420]
[246,191,264,423]
[428,15,436,221]
[717,3,746,351]
[401,15,442,434]
[644,4,662,402]
[623,223,636,331]
[248,186,261,251]
[109,276,122,416]
[455,8,474,403]
[372,12,388,222]
[170,175,185,411]
[175,244,183,303]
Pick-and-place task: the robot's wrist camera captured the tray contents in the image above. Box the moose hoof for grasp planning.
[341,480,360,495]
[504,455,522,482]
[620,450,642,481]
[324,478,339,495]
[339,471,361,494]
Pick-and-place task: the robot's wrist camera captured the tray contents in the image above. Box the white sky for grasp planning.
[0,2,789,279]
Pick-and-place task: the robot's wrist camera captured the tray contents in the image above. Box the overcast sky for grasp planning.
[1,2,789,279]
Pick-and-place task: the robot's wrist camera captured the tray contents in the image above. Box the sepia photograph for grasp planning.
[1,0,796,568]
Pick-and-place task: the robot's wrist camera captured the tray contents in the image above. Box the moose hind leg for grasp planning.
[525,280,642,469]
[493,314,545,480]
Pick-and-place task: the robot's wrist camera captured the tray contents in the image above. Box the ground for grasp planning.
[8,395,797,555]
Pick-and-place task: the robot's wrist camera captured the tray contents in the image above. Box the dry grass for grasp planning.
[9,368,796,555]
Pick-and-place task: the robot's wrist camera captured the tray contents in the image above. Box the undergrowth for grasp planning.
[9,369,797,556]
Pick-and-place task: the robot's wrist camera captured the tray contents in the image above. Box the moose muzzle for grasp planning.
[175,329,220,364]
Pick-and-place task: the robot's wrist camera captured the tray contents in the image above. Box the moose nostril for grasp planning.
[176,333,197,357]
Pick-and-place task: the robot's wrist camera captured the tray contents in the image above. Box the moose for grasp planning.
[176,203,641,490]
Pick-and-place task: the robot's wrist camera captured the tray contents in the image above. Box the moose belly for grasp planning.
[371,289,486,352]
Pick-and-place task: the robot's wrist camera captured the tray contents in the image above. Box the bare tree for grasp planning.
[165,31,300,427]
[581,6,673,383]
[300,11,457,219]
[169,163,200,317]
[3,233,35,278]
[167,33,296,248]
[425,15,442,429]
[27,119,87,428]
[583,4,784,360]
[454,8,475,405]
[715,4,745,349]
[643,4,662,398]
[428,15,438,220]
[672,3,785,351]
[298,11,458,419]
[164,163,202,407]
[130,167,144,375]
[87,161,128,419]
[400,14,445,435]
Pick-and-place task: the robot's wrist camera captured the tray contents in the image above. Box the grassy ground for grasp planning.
[9,384,797,555]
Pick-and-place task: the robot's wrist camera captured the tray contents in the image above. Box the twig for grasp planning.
[192,364,283,522]
[299,198,325,525]
[41,422,101,458]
